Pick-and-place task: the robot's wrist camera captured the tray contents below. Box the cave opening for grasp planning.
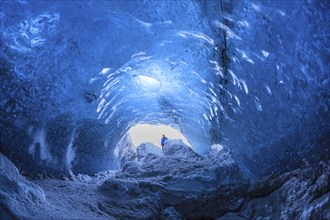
[128,123,191,148]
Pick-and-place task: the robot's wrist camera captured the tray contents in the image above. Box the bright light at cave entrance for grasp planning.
[128,124,190,148]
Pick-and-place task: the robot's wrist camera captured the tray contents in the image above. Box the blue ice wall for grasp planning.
[217,0,330,175]
[0,0,329,175]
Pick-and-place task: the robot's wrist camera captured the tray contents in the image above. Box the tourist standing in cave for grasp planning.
[161,134,168,150]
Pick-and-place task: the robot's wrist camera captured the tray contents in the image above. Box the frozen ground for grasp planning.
[1,140,329,219]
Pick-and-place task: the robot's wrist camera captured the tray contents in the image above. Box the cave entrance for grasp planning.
[128,124,190,148]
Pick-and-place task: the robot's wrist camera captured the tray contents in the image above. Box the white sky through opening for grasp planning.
[128,124,190,148]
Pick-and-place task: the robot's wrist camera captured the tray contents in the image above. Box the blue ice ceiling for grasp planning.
[0,0,329,176]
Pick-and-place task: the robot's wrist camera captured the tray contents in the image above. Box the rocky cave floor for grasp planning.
[1,140,329,220]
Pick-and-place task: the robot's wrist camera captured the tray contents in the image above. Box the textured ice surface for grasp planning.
[99,139,247,219]
[0,1,329,176]
[1,141,329,219]
[136,142,162,161]
[0,153,52,219]
[1,1,329,218]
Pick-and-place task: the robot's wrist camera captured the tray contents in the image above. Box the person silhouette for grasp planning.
[161,134,168,150]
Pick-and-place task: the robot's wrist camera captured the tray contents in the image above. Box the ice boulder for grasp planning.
[160,207,183,220]
[208,144,235,164]
[122,161,140,175]
[136,142,162,161]
[98,178,162,219]
[163,139,200,159]
[0,153,52,219]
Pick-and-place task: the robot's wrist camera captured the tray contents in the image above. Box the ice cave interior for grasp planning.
[0,0,329,219]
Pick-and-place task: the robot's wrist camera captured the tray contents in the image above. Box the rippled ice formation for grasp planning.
[0,1,329,176]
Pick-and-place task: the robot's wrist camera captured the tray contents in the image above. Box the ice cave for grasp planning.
[0,0,329,219]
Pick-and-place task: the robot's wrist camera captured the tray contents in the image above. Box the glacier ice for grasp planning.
[0,153,50,219]
[0,0,329,196]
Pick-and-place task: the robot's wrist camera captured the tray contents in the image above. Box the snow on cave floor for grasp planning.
[25,139,246,219]
[31,173,116,219]
[1,140,329,219]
